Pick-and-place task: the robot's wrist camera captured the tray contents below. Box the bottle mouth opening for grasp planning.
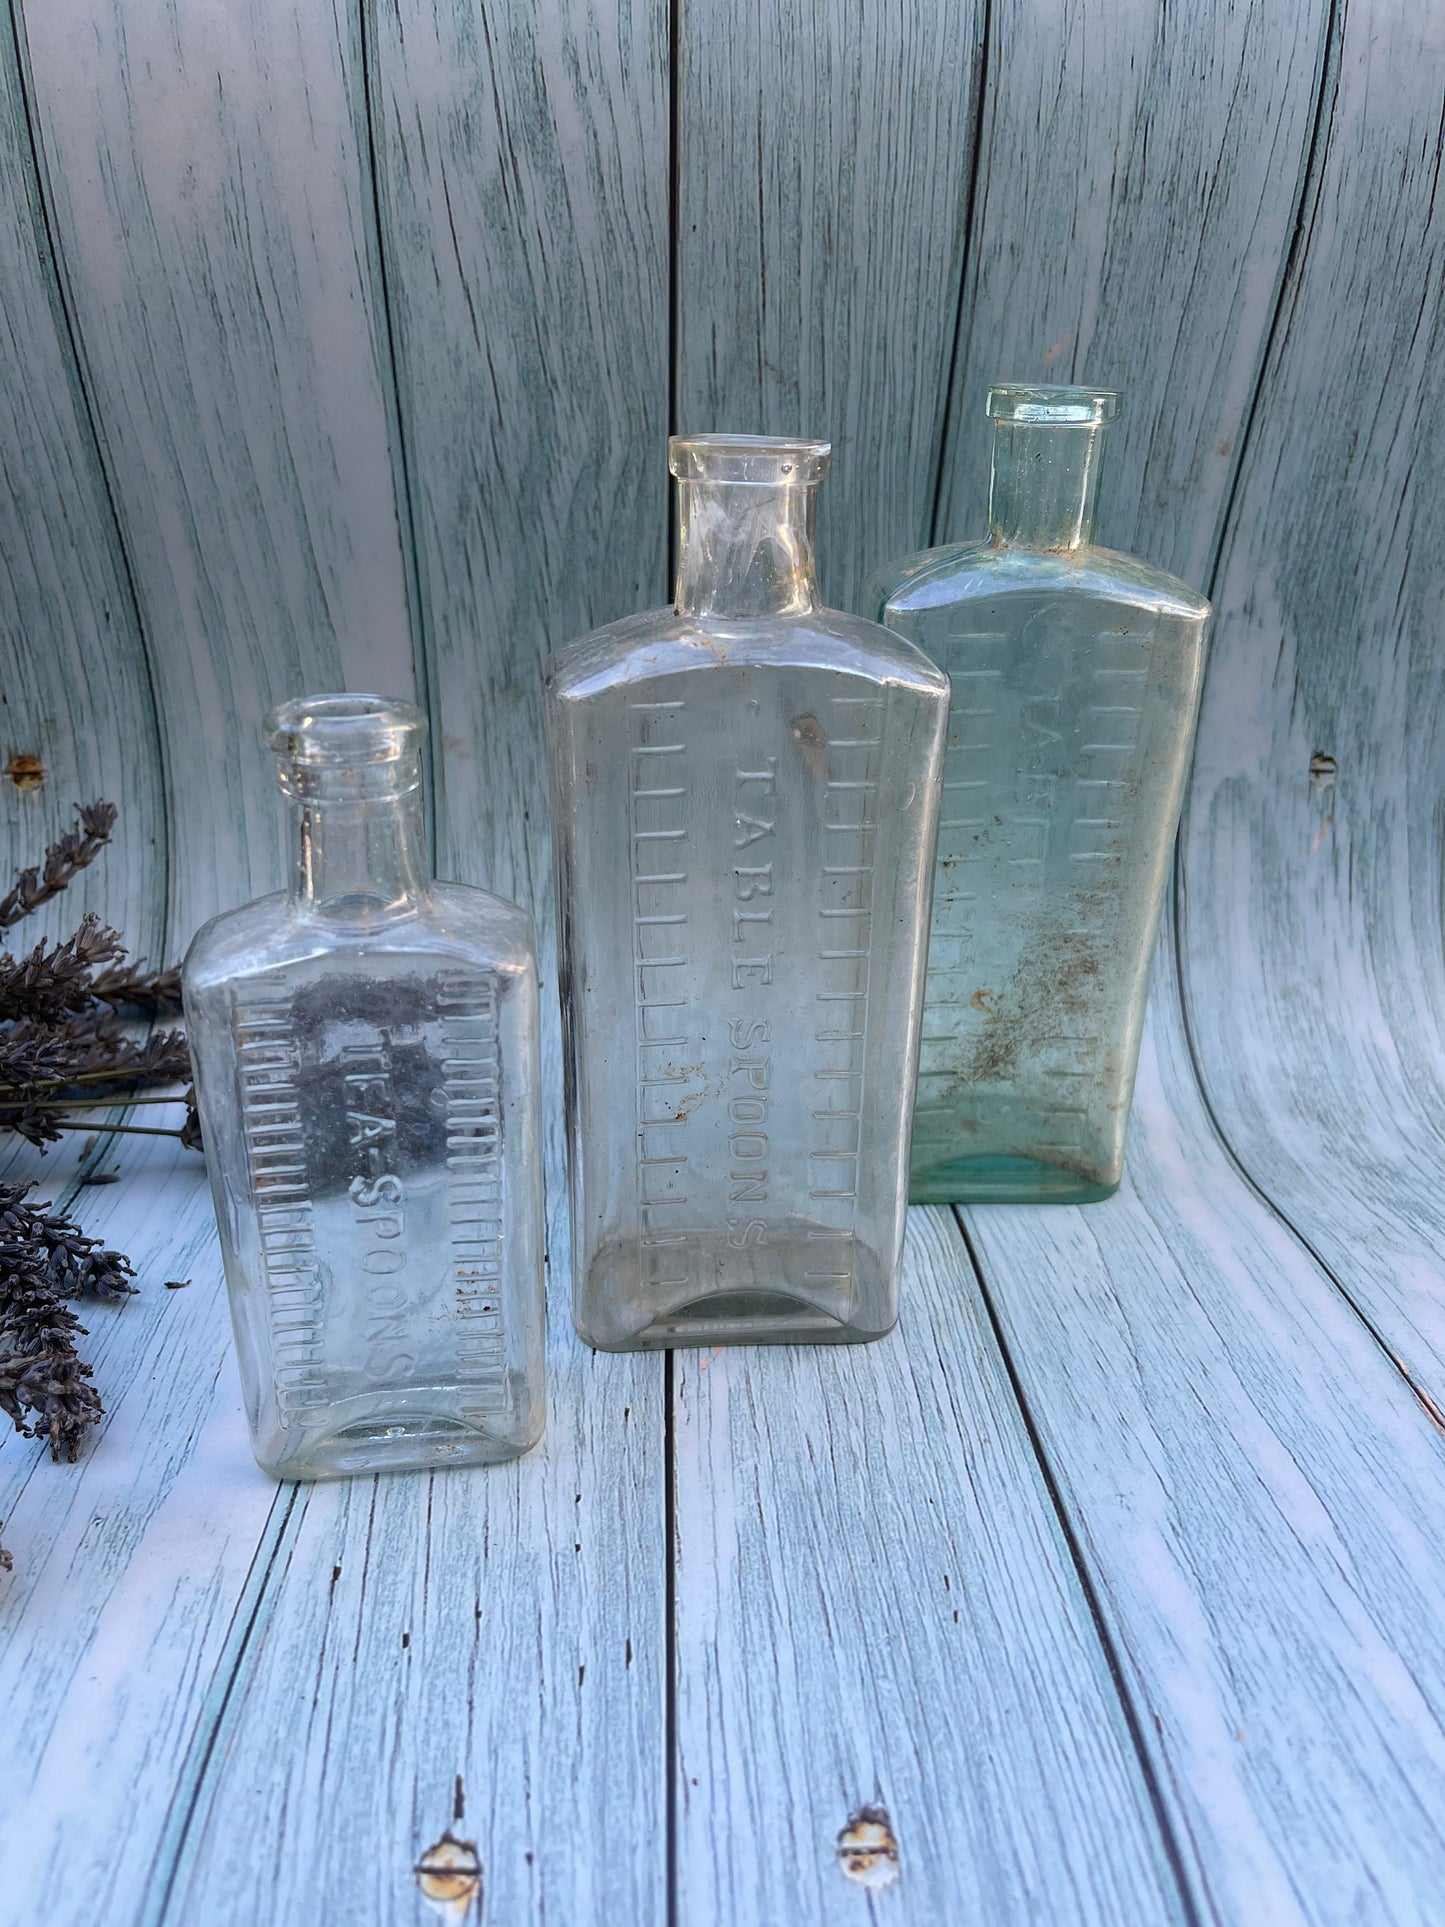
[669,434,832,486]
[264,692,427,767]
[987,384,1120,427]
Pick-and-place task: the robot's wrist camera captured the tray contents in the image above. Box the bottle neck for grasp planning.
[675,480,821,618]
[286,779,430,921]
[988,420,1105,551]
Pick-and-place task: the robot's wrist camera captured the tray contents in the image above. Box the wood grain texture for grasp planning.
[966,941,1445,1927]
[0,1031,669,1926]
[368,0,670,912]
[933,0,1332,587]
[146,1005,668,1927]
[676,0,984,611]
[672,1206,1187,1925]
[0,1129,282,1926]
[15,0,415,944]
[0,10,164,956]
[1179,0,1445,1392]
[4,3,1445,1924]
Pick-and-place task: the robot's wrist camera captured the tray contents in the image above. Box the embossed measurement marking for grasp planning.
[807,695,886,1288]
[438,966,510,1426]
[917,619,1160,1147]
[629,699,694,1299]
[234,976,328,1425]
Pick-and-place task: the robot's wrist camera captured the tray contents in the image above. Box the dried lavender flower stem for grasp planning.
[0,802,117,930]
[0,1180,135,1459]
[0,1065,190,1095]
[0,1093,188,1111]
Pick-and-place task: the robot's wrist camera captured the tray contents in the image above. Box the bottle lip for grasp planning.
[264,692,427,768]
[669,433,832,485]
[987,384,1120,426]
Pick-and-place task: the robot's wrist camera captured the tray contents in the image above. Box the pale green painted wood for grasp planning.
[0,1129,279,1924]
[676,0,984,613]
[0,12,164,957]
[0,1035,670,1925]
[367,0,671,914]
[932,0,1333,588]
[965,939,1445,1925]
[1,0,1444,1921]
[1178,0,1445,1399]
[662,2,1341,1914]
[157,1362,665,1922]
[14,0,415,945]
[673,1206,1187,1924]
[352,15,673,1911]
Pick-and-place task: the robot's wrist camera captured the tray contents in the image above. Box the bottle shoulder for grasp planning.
[544,603,949,705]
[182,882,536,995]
[868,539,1211,624]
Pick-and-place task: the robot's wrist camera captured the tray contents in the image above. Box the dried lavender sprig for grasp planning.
[0,1016,189,1091]
[0,1040,192,1140]
[0,914,128,1023]
[16,1118,188,1143]
[0,1182,136,1299]
[0,1092,190,1112]
[0,1269,103,1460]
[0,1187,114,1460]
[89,962,184,1017]
[0,802,117,931]
[0,1019,79,1088]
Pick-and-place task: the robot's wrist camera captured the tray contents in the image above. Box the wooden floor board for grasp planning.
[0,17,165,958]
[1178,0,1445,1409]
[369,0,670,915]
[148,1010,669,1927]
[16,0,415,945]
[0,1129,277,1927]
[966,940,1445,1927]
[151,1330,667,1927]
[670,1205,1187,1926]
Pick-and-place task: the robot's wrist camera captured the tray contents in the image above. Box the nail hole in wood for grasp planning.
[415,1831,481,1918]
[7,754,43,791]
[836,1804,900,1889]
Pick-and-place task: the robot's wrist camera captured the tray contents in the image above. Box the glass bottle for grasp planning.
[545,435,949,1350]
[183,695,545,1479]
[864,385,1210,1204]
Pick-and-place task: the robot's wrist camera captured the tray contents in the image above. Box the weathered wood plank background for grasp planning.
[2,0,1443,1921]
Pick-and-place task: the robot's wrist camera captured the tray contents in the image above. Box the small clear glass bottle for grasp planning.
[865,385,1210,1203]
[545,435,949,1350]
[183,695,545,1479]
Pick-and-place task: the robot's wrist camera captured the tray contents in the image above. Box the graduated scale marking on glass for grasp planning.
[866,384,1211,1205]
[184,695,546,1480]
[547,435,948,1350]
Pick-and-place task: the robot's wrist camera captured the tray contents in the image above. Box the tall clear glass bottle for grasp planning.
[545,435,949,1350]
[183,695,545,1479]
[865,385,1210,1204]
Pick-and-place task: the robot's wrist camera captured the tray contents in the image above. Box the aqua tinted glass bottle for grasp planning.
[865,386,1210,1204]
[183,696,546,1478]
[545,436,949,1349]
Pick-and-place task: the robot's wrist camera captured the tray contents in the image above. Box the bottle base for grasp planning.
[579,1294,896,1352]
[575,1228,898,1351]
[909,1151,1121,1206]
[255,1401,543,1481]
